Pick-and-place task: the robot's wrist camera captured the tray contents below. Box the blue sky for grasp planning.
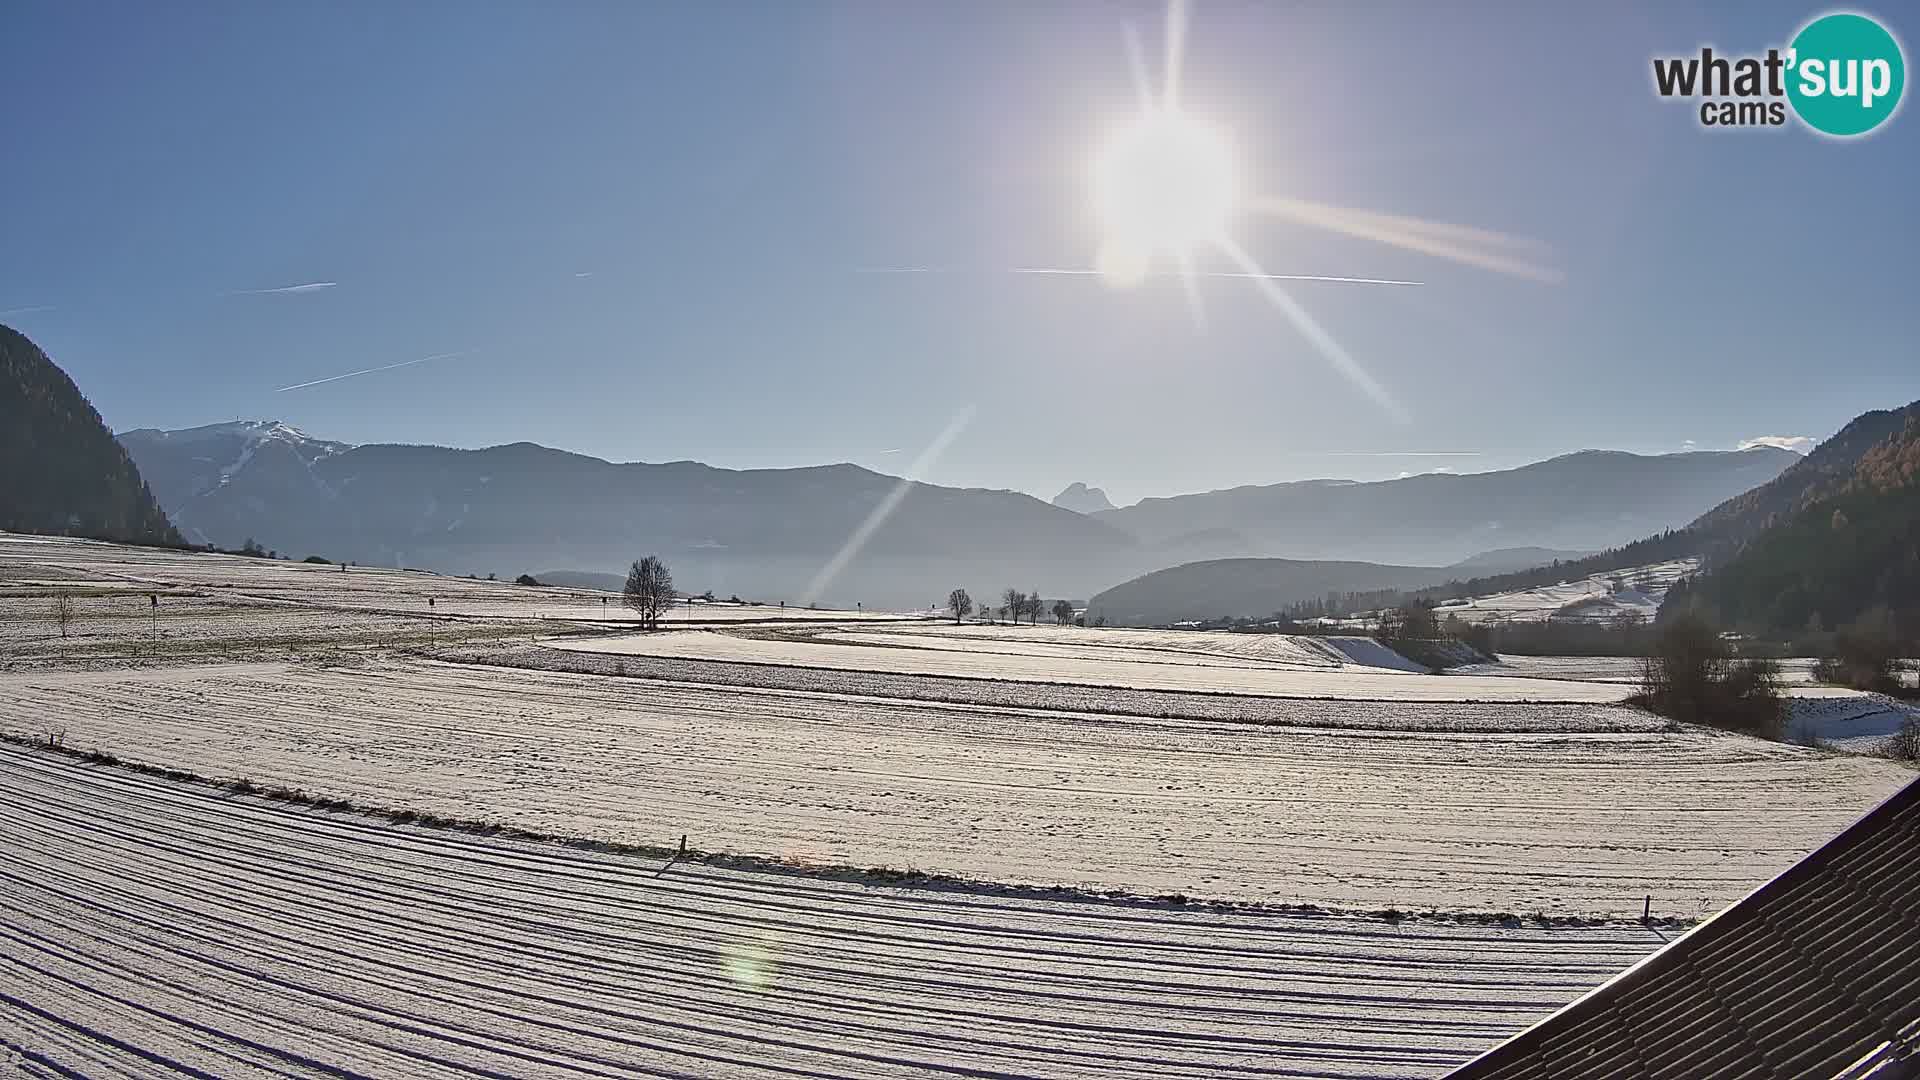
[3,1,1915,503]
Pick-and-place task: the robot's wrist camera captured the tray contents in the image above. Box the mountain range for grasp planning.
[4,321,1903,637]
[1090,400,1920,629]
[1090,448,1799,567]
[116,414,1799,608]
[118,423,1133,607]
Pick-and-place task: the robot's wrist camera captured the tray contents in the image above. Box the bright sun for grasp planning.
[1091,108,1240,285]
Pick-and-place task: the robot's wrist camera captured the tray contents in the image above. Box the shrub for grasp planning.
[1814,607,1908,693]
[302,554,332,564]
[514,574,543,586]
[1883,715,1920,762]
[1636,612,1785,739]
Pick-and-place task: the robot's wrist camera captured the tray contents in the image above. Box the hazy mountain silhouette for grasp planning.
[119,430,1135,607]
[120,422,1803,609]
[1095,449,1799,566]
[1087,557,1452,626]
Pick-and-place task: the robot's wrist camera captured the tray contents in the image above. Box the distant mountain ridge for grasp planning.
[119,427,1137,607]
[1,324,179,546]
[1094,448,1800,566]
[119,420,1807,610]
[1082,547,1601,625]
[1086,557,1451,625]
[1395,400,1920,618]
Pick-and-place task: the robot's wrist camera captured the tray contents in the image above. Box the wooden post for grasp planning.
[1643,895,1651,923]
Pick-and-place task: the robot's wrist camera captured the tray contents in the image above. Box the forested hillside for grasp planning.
[1684,401,1920,563]
[1672,415,1920,641]
[0,324,180,546]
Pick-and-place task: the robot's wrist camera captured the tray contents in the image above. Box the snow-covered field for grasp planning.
[0,656,1905,918]
[0,533,919,629]
[1457,655,1824,685]
[557,629,1633,703]
[816,624,1435,673]
[0,744,1667,1079]
[1785,691,1920,752]
[2,533,1913,1077]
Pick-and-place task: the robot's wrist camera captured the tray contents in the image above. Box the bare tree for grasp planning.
[624,556,675,631]
[1051,599,1074,625]
[52,594,75,639]
[1002,588,1023,625]
[1025,587,1043,624]
[947,588,973,624]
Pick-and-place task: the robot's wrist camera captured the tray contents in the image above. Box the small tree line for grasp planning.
[945,587,1075,626]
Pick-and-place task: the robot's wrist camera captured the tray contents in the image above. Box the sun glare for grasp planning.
[1091,109,1240,284]
[1064,0,1553,420]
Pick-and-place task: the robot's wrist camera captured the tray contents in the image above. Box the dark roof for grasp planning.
[1446,775,1920,1080]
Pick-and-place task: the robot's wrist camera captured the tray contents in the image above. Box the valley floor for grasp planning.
[1,532,1913,1077]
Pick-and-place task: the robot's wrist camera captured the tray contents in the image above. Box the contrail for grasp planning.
[1011,267,1424,286]
[0,305,54,318]
[276,352,461,393]
[227,281,338,296]
[856,267,1422,286]
[803,406,975,607]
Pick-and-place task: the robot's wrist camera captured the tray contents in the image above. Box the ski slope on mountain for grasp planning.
[1436,558,1698,624]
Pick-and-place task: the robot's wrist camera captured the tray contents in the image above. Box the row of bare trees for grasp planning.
[946,588,1074,626]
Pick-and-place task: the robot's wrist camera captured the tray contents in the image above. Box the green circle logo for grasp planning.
[1787,12,1906,137]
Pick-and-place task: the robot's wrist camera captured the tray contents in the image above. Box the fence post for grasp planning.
[1643,895,1651,923]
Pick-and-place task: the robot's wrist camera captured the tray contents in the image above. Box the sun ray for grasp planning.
[1253,196,1563,283]
[1214,235,1409,423]
[802,406,976,607]
[1123,23,1154,112]
[1163,0,1189,108]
